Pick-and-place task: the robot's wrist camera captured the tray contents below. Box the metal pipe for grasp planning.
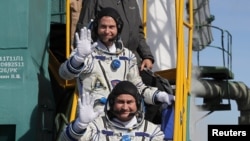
[191,79,250,124]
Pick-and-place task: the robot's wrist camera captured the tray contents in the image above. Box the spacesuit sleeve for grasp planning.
[58,48,84,80]
[59,122,85,141]
[126,51,158,105]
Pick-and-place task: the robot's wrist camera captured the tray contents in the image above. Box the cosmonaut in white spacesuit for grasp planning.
[59,7,174,112]
[59,81,165,141]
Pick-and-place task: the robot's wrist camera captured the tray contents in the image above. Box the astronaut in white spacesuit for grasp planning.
[59,81,165,141]
[59,7,174,112]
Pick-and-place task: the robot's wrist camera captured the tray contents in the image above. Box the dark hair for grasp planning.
[92,7,123,41]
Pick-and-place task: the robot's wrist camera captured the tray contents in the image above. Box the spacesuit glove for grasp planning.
[73,92,103,132]
[156,91,175,105]
[74,27,98,62]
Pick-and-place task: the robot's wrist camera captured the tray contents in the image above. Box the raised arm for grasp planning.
[59,93,103,141]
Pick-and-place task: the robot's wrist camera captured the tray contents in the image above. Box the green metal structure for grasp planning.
[0,0,55,141]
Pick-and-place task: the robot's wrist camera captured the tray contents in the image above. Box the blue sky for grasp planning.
[210,0,250,87]
[192,0,250,140]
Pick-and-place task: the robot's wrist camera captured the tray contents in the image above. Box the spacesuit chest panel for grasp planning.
[80,53,130,98]
[99,120,151,141]
[96,55,129,85]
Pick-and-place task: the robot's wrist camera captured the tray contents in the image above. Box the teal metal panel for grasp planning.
[0,0,28,48]
[0,50,38,141]
[0,0,54,141]
[51,0,66,23]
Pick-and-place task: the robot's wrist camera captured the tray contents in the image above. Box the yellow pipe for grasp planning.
[174,0,183,139]
[184,0,193,139]
[174,0,192,140]
[187,0,194,90]
[70,88,79,122]
[142,0,147,36]
[173,0,194,140]
[66,0,71,58]
[175,0,180,37]
[67,0,78,122]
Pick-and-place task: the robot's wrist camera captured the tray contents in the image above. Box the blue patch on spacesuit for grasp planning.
[99,97,107,104]
[111,59,121,70]
[121,135,131,141]
[111,80,121,88]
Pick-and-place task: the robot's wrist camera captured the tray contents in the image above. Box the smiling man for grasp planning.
[59,7,174,113]
[59,81,164,141]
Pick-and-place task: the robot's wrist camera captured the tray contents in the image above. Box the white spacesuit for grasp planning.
[59,7,174,111]
[59,38,160,105]
[58,8,175,140]
[59,81,165,141]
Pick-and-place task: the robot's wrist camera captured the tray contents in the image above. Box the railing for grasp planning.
[195,25,233,73]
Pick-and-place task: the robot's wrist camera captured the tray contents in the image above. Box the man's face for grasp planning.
[113,94,137,121]
[97,16,118,46]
